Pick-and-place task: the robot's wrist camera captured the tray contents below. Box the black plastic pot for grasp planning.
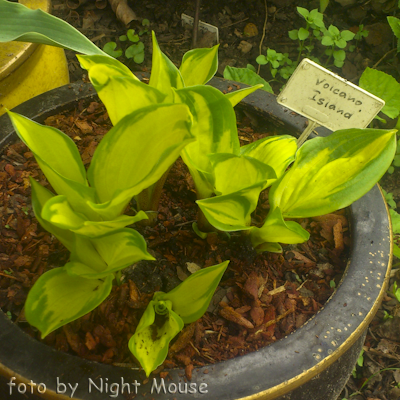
[0,80,392,400]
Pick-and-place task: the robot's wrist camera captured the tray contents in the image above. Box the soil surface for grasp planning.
[0,98,350,379]
[4,0,400,398]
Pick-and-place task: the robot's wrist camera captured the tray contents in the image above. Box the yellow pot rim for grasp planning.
[0,0,51,80]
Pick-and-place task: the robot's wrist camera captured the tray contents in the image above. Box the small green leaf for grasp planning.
[180,45,219,86]
[393,243,400,258]
[158,260,229,323]
[127,29,139,42]
[134,52,145,64]
[297,7,310,19]
[320,0,329,13]
[223,66,272,94]
[142,19,150,27]
[125,42,144,62]
[383,189,397,209]
[0,0,107,56]
[335,38,347,49]
[390,209,400,234]
[25,268,113,338]
[333,49,346,61]
[255,55,268,65]
[388,16,400,39]
[102,42,122,58]
[340,30,355,41]
[359,68,400,119]
[321,35,334,46]
[288,30,299,40]
[333,58,344,68]
[298,27,310,41]
[328,25,340,35]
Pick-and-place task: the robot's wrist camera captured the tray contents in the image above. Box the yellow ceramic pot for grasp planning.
[0,0,69,116]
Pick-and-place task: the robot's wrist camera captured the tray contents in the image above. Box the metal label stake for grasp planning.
[296,120,320,147]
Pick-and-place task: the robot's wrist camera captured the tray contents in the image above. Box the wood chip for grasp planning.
[169,323,196,356]
[186,262,201,274]
[267,285,286,296]
[333,220,344,252]
[219,304,254,329]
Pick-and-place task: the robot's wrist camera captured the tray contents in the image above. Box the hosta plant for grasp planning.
[7,102,194,335]
[0,0,398,376]
[198,127,397,252]
[0,0,248,375]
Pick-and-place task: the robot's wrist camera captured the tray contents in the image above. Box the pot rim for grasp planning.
[0,80,392,400]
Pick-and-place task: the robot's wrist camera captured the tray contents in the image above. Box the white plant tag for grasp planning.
[277,58,385,132]
[181,13,219,44]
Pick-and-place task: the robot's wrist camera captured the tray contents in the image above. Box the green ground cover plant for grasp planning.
[224,7,363,90]
[103,20,149,64]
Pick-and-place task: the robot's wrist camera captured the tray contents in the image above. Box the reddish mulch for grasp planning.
[0,99,350,379]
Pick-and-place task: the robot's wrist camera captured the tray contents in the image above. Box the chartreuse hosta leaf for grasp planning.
[209,153,277,195]
[197,183,268,231]
[77,54,134,79]
[250,207,310,252]
[158,260,229,323]
[41,195,148,238]
[25,268,113,338]
[30,178,75,252]
[0,0,107,56]
[7,111,97,216]
[175,86,240,199]
[67,229,154,278]
[240,135,297,179]
[179,45,219,86]
[87,103,194,219]
[129,261,228,376]
[78,55,166,126]
[129,300,183,377]
[225,84,265,107]
[270,128,397,218]
[149,31,184,96]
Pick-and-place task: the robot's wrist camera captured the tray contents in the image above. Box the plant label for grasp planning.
[181,13,219,44]
[277,58,385,131]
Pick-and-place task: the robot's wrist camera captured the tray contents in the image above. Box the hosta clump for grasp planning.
[0,0,255,376]
[7,102,195,337]
[0,0,398,377]
[198,127,397,252]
